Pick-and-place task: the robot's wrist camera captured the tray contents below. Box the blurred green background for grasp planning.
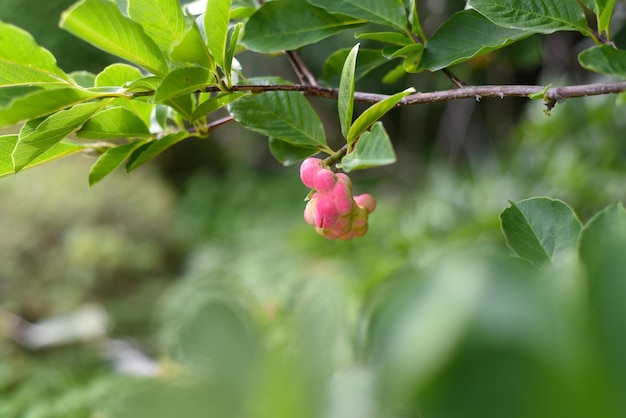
[2,1,626,417]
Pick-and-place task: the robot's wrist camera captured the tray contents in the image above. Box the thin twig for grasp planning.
[207,115,235,132]
[199,81,626,106]
[284,50,318,86]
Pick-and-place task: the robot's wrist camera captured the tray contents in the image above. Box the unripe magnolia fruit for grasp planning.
[354,194,376,213]
[299,158,375,241]
[300,158,322,189]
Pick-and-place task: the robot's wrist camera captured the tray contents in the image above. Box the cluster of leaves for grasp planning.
[1,0,626,186]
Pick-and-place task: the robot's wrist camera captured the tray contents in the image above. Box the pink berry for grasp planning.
[314,168,336,193]
[336,173,352,188]
[332,183,354,216]
[314,195,339,228]
[300,158,322,189]
[354,194,376,213]
[316,226,340,240]
[303,195,317,226]
[333,215,352,234]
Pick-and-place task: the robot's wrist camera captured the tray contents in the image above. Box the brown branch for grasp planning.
[284,50,318,86]
[201,81,626,106]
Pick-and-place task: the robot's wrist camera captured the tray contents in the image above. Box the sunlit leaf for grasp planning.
[126,131,189,171]
[339,44,359,139]
[339,122,396,171]
[355,32,412,46]
[155,67,212,102]
[89,140,149,185]
[12,101,107,171]
[0,21,71,87]
[204,0,231,69]
[60,0,170,76]
[0,135,85,177]
[95,63,144,87]
[128,0,186,55]
[500,197,582,266]
[171,22,215,70]
[241,0,364,53]
[77,107,152,139]
[0,87,97,128]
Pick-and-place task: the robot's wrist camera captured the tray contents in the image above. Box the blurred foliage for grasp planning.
[2,0,626,416]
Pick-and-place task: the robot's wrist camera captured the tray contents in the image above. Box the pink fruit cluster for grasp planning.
[300,158,376,240]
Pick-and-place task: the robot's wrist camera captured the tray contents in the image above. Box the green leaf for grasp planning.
[155,67,212,102]
[0,135,85,177]
[339,44,359,139]
[268,138,319,166]
[126,131,188,171]
[338,122,396,172]
[128,0,186,55]
[355,31,413,46]
[308,0,408,31]
[241,0,364,53]
[69,71,96,87]
[12,101,106,171]
[579,203,626,397]
[228,91,327,148]
[0,87,98,128]
[224,22,243,84]
[95,63,144,87]
[596,0,616,34]
[500,197,582,266]
[468,0,591,35]
[420,10,532,72]
[164,94,194,121]
[0,22,71,87]
[205,0,231,69]
[322,48,389,86]
[76,107,152,139]
[171,22,215,71]
[60,0,170,76]
[88,140,148,185]
[578,45,626,80]
[347,87,414,145]
[191,92,246,122]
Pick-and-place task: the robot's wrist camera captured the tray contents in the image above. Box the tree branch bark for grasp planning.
[200,81,626,107]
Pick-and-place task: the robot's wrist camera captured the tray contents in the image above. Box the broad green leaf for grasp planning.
[95,63,144,87]
[12,101,106,171]
[401,45,424,72]
[76,107,151,139]
[268,138,318,166]
[322,48,389,86]
[339,44,359,138]
[0,22,71,87]
[191,92,246,121]
[164,94,194,121]
[88,140,148,185]
[339,122,396,172]
[228,91,327,148]
[205,0,231,69]
[579,203,626,397]
[126,131,189,171]
[125,76,162,93]
[128,0,186,55]
[171,22,215,70]
[500,197,582,266]
[420,10,532,71]
[0,87,98,128]
[0,86,40,107]
[468,0,591,35]
[578,45,626,80]
[347,88,414,145]
[241,0,364,53]
[308,0,408,31]
[0,135,85,177]
[355,32,413,46]
[155,67,212,102]
[60,0,170,76]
